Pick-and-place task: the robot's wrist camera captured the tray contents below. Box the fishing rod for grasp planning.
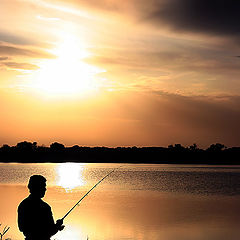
[61,166,121,221]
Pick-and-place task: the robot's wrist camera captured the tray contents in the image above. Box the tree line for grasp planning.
[0,141,239,164]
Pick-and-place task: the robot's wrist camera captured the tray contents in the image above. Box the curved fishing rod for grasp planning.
[61,166,122,221]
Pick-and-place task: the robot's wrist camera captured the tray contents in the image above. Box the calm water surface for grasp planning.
[0,163,240,240]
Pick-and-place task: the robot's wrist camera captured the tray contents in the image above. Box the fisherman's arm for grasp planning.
[46,206,65,237]
[17,202,28,234]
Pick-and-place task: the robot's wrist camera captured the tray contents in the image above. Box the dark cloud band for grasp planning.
[145,0,240,37]
[54,0,240,38]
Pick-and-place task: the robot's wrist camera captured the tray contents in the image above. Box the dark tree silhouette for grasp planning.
[207,143,226,152]
[16,141,35,152]
[50,142,65,151]
[189,143,198,151]
[0,141,239,164]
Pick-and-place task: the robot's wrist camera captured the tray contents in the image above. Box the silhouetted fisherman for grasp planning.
[18,175,64,240]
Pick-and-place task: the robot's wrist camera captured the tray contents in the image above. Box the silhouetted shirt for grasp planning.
[18,195,58,240]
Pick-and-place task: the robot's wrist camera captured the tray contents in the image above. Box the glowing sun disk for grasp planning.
[31,35,105,96]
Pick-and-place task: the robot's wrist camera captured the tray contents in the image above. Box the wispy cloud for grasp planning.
[0,31,36,45]
[0,56,8,61]
[0,43,56,59]
[1,61,39,70]
[36,15,60,21]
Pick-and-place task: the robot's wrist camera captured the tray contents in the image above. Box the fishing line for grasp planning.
[61,166,122,220]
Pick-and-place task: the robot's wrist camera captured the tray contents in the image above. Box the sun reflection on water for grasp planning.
[55,225,84,240]
[56,163,86,191]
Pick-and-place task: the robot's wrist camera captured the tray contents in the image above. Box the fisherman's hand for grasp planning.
[56,219,65,231]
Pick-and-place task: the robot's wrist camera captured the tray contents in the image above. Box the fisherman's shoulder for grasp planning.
[18,196,33,212]
[18,197,50,209]
[40,199,52,210]
[18,196,31,207]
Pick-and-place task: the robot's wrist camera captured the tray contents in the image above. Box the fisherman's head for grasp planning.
[28,175,47,198]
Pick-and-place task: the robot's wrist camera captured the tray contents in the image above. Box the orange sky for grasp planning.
[1,0,240,147]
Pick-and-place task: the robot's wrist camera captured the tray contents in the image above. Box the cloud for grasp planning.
[0,31,36,45]
[87,46,240,77]
[143,0,240,38]
[1,61,39,70]
[49,0,127,12]
[0,43,56,59]
[36,15,60,21]
[88,50,182,68]
[0,56,8,61]
[49,0,240,39]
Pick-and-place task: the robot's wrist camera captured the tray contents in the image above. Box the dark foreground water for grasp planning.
[0,163,240,240]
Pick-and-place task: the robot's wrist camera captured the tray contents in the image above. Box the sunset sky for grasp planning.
[1,0,240,148]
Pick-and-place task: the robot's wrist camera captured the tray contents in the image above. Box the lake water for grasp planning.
[0,163,240,240]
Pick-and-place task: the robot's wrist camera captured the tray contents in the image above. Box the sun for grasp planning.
[31,35,105,97]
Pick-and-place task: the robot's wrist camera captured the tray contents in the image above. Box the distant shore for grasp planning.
[0,141,240,164]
